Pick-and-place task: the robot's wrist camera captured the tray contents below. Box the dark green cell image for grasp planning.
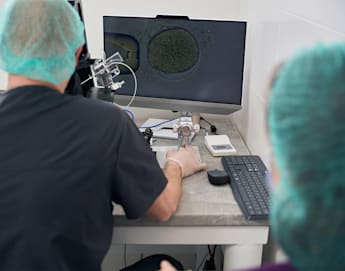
[104,34,139,74]
[148,28,199,73]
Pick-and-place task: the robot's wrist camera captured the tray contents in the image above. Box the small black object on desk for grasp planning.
[207,169,230,186]
[142,128,153,145]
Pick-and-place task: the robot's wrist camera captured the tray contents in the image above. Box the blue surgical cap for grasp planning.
[0,0,85,85]
[268,43,345,270]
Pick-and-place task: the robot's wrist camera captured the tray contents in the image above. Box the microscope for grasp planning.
[68,0,198,150]
[173,112,200,149]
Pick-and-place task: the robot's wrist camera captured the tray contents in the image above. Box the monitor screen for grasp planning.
[103,15,246,114]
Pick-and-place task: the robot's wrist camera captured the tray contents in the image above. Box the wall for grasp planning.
[0,70,7,90]
[82,0,243,58]
[1,0,241,90]
[232,0,345,166]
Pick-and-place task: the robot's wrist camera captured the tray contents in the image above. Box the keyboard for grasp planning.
[221,155,270,220]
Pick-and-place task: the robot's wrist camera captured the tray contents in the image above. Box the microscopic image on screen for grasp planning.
[103,15,246,114]
[148,28,199,74]
[104,34,139,73]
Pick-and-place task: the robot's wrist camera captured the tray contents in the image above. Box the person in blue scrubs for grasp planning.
[0,0,206,270]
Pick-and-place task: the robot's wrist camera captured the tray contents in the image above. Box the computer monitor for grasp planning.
[103,15,246,115]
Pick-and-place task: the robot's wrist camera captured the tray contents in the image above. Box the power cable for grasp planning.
[200,116,218,135]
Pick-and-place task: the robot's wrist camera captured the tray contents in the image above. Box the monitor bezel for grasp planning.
[104,15,246,115]
[113,95,242,115]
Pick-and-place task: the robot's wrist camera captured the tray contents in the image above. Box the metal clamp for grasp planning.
[173,114,200,150]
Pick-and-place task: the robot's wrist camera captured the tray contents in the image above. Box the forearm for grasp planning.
[146,146,206,221]
[163,160,183,213]
[145,160,183,221]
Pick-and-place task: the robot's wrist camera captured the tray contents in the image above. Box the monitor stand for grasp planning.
[191,112,201,128]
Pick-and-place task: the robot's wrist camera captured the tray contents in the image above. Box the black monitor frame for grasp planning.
[104,15,247,115]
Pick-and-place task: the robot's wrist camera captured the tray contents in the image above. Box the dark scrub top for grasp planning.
[0,86,167,271]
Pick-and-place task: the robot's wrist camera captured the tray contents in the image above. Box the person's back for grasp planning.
[0,0,206,270]
[0,83,174,269]
[0,87,121,269]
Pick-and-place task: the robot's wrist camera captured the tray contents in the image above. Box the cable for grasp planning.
[210,245,217,260]
[123,244,127,268]
[200,116,218,135]
[207,245,213,255]
[122,109,135,120]
[203,245,217,270]
[81,75,92,85]
[200,116,212,126]
[139,118,178,129]
[110,61,138,107]
[82,61,138,107]
[200,126,208,134]
[195,245,218,271]
[196,253,209,271]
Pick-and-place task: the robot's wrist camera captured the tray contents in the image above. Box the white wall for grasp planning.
[81,0,249,122]
[82,0,243,58]
[0,71,7,90]
[232,0,345,166]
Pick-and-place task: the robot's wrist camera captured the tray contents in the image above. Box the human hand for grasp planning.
[166,145,207,178]
[160,260,177,271]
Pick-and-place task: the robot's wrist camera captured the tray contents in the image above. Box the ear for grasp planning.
[271,160,281,185]
[75,46,84,66]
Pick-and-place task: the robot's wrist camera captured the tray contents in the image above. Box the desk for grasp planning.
[112,117,269,270]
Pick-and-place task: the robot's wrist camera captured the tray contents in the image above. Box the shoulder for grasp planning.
[69,95,122,115]
[65,95,129,125]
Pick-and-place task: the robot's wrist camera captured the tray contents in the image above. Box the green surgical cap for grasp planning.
[268,43,345,270]
[0,0,85,85]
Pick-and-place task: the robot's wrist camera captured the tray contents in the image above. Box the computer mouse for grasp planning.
[207,169,230,186]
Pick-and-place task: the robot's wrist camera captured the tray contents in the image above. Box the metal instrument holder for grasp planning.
[173,112,200,149]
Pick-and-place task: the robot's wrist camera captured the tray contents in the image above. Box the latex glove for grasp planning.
[166,145,207,178]
[160,260,177,271]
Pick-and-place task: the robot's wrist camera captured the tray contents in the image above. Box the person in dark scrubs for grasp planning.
[0,0,206,270]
